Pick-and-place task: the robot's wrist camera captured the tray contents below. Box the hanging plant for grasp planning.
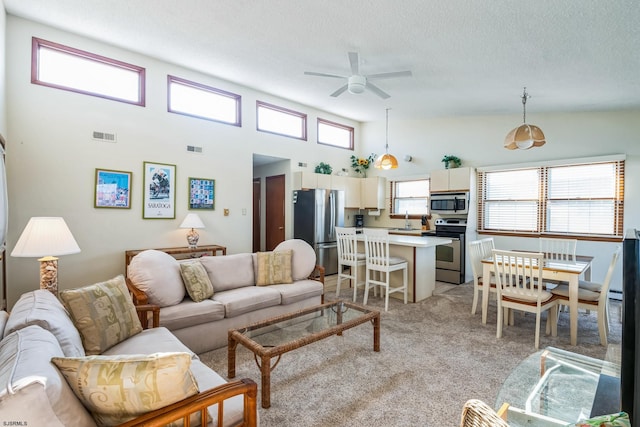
[314,162,333,174]
[441,155,462,169]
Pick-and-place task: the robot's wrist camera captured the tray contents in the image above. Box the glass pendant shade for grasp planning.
[374,108,398,169]
[504,124,546,150]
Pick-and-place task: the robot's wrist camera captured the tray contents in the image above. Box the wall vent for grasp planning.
[187,145,203,153]
[92,131,117,142]
[298,162,307,167]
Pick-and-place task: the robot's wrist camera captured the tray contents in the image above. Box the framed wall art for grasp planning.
[143,161,176,219]
[188,177,215,210]
[94,168,132,209]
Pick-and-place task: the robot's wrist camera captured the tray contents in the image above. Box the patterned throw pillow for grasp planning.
[180,261,214,302]
[59,275,143,355]
[566,412,630,427]
[256,250,293,286]
[51,352,201,427]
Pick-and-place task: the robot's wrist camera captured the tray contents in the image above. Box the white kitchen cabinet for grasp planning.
[293,171,332,189]
[292,173,384,209]
[360,176,386,209]
[344,177,362,208]
[430,167,471,192]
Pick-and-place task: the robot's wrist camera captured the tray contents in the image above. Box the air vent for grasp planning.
[298,162,307,168]
[92,131,117,142]
[187,145,203,153]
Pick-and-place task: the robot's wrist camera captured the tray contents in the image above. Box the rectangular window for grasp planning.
[32,37,145,106]
[317,118,354,149]
[168,75,241,126]
[390,179,430,218]
[478,158,624,239]
[256,101,307,140]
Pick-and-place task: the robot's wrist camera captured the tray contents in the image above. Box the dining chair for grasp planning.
[363,228,408,311]
[468,238,496,315]
[492,249,558,349]
[335,226,366,301]
[551,246,621,346]
[539,237,577,261]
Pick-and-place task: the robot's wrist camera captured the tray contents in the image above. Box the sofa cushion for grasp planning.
[190,359,245,427]
[199,253,255,292]
[0,310,7,339]
[101,326,197,359]
[59,275,143,355]
[128,249,185,306]
[159,299,225,330]
[274,239,317,280]
[0,325,96,427]
[0,382,66,427]
[213,286,281,318]
[256,250,293,286]
[180,260,214,302]
[4,289,85,357]
[267,279,324,305]
[51,352,200,427]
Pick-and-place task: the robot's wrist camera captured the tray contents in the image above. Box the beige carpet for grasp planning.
[198,282,622,426]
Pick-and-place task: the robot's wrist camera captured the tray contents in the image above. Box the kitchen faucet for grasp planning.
[405,211,410,229]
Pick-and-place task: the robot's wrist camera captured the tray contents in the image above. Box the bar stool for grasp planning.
[363,228,408,311]
[335,226,366,301]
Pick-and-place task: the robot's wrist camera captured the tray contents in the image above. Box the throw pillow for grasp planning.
[180,261,214,302]
[59,275,143,355]
[256,250,293,286]
[128,249,185,307]
[51,352,201,427]
[566,412,630,427]
[274,239,317,280]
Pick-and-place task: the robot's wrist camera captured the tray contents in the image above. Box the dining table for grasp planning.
[481,253,594,346]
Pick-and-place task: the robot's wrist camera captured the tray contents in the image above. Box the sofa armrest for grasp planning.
[116,378,258,427]
[310,264,325,284]
[125,277,149,305]
[135,304,160,329]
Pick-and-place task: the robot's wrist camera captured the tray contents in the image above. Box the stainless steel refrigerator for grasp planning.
[293,189,344,275]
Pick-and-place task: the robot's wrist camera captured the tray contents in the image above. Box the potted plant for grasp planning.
[314,162,333,174]
[441,155,461,169]
[350,153,377,177]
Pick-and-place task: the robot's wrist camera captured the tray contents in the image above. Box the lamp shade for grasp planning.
[504,124,546,150]
[11,217,80,257]
[374,153,399,170]
[179,213,205,229]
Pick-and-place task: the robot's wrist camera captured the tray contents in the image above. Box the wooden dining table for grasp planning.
[481,253,593,346]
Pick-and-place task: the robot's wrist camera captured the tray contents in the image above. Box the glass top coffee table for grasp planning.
[496,346,621,426]
[227,299,380,408]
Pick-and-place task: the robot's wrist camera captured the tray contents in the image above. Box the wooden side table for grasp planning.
[125,245,226,276]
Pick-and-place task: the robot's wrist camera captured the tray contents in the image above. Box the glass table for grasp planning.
[496,347,621,426]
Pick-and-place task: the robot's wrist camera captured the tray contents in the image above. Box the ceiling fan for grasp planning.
[304,52,412,99]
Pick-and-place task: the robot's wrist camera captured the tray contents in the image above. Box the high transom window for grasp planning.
[256,101,307,140]
[32,37,145,106]
[317,118,354,150]
[168,75,241,126]
[477,157,625,239]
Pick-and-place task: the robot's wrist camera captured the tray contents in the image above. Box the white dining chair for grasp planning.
[492,249,559,349]
[363,228,408,311]
[335,226,366,301]
[539,237,577,261]
[468,238,496,315]
[551,246,621,346]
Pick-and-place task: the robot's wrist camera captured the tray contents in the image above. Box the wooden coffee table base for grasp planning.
[227,300,380,408]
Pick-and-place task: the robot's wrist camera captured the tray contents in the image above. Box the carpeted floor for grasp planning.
[198,282,622,426]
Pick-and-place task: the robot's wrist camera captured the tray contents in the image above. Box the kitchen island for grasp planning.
[356,234,452,303]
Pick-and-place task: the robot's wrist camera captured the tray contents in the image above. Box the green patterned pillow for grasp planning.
[51,352,201,427]
[179,261,214,302]
[59,275,143,355]
[566,412,630,427]
[256,250,293,286]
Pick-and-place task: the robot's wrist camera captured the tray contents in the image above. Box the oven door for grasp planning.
[435,237,461,270]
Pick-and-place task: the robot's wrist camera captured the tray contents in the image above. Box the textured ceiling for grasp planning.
[5,0,640,122]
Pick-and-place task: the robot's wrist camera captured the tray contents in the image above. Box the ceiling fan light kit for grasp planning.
[504,87,546,150]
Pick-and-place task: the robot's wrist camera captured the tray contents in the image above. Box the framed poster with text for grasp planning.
[143,161,176,219]
[188,177,215,210]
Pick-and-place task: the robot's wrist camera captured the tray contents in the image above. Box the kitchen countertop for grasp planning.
[356,234,451,248]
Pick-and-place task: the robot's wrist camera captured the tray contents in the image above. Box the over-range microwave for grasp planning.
[430,192,469,215]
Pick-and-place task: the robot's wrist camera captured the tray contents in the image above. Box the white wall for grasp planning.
[4,17,361,306]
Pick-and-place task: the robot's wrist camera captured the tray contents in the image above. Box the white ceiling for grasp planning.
[5,0,640,123]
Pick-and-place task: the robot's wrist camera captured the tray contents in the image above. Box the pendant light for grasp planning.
[504,87,546,150]
[374,108,398,169]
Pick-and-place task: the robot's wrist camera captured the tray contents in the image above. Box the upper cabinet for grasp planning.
[360,176,386,209]
[430,167,472,192]
[293,171,332,190]
[293,172,385,209]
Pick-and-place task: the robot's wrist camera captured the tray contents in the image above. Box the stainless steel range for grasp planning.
[434,218,467,284]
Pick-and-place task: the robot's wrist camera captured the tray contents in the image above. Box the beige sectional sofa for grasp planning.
[0,283,257,426]
[126,239,326,354]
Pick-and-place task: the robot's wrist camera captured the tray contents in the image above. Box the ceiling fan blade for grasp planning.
[366,82,391,99]
[304,71,346,79]
[348,52,360,75]
[330,84,349,97]
[367,70,413,80]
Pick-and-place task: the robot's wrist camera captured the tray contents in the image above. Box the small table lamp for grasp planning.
[11,217,81,295]
[179,213,205,248]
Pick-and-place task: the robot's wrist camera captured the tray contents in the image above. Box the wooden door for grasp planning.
[252,178,261,252]
[265,174,285,250]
